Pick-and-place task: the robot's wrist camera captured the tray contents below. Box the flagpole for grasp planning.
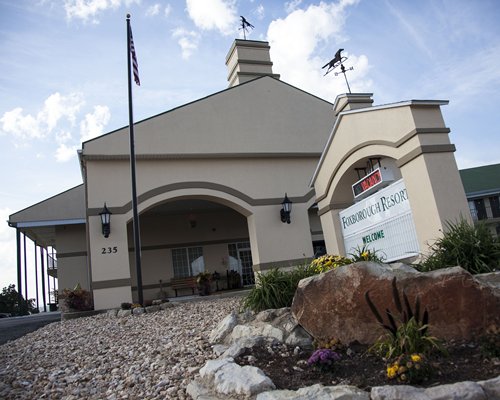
[126,14,144,305]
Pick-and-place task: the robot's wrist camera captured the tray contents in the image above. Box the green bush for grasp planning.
[348,244,385,263]
[0,284,36,316]
[371,317,442,359]
[418,219,500,274]
[241,265,316,312]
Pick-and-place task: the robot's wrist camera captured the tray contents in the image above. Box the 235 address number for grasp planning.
[102,246,118,254]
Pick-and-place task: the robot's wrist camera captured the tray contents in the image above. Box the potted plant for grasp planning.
[59,283,93,312]
[196,272,212,296]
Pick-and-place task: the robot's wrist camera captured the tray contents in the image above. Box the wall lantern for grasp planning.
[99,203,112,238]
[280,193,292,224]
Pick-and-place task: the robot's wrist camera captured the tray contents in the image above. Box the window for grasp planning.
[228,242,254,285]
[474,199,487,220]
[171,246,204,278]
[489,196,500,218]
[313,240,326,257]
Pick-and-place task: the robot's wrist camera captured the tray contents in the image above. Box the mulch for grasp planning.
[235,340,500,392]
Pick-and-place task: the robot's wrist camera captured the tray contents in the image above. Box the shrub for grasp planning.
[418,219,500,274]
[242,253,354,312]
[371,317,442,359]
[365,277,442,359]
[349,244,385,263]
[0,284,36,316]
[241,265,316,312]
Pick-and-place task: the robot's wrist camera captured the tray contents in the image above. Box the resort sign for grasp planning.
[340,179,420,262]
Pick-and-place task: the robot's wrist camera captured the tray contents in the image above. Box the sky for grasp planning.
[1,0,499,302]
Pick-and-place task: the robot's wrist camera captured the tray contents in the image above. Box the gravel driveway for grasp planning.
[0,297,241,399]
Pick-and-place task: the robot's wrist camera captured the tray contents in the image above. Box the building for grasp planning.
[9,40,334,310]
[460,163,500,236]
[8,39,472,311]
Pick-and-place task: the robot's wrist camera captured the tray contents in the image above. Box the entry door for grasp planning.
[228,242,255,286]
[238,248,255,285]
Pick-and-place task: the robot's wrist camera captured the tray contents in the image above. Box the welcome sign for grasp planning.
[340,179,420,262]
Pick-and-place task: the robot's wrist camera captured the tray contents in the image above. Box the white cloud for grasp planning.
[55,130,73,144]
[64,0,140,23]
[146,3,161,17]
[80,105,111,143]
[0,108,43,140]
[267,0,370,102]
[172,28,200,60]
[186,0,238,35]
[1,93,110,162]
[255,4,265,20]
[164,4,172,17]
[40,92,84,131]
[55,143,78,162]
[0,92,84,141]
[285,0,302,14]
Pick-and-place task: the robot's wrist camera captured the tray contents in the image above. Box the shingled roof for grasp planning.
[460,163,500,197]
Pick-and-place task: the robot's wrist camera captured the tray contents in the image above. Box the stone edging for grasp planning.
[188,357,500,400]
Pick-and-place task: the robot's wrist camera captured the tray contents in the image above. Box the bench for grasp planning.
[170,276,198,297]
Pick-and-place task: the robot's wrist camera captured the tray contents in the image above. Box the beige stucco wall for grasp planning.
[83,78,332,157]
[81,77,334,310]
[55,224,89,291]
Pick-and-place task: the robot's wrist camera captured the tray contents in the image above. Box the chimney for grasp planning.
[333,93,374,116]
[225,39,280,87]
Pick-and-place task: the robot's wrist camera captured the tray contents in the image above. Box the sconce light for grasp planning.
[99,203,112,238]
[280,193,292,224]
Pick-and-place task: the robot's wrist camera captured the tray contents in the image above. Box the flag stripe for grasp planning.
[129,28,140,86]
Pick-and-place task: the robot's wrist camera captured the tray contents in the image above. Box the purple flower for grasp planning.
[307,349,342,369]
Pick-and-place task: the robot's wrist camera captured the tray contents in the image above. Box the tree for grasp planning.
[0,284,36,316]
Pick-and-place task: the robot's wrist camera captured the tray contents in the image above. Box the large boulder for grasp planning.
[292,262,500,344]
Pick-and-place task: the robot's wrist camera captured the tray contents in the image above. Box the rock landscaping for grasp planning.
[0,297,240,399]
[190,303,500,399]
[1,263,499,399]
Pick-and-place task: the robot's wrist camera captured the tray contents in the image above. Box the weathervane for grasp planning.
[322,48,354,93]
[239,16,254,40]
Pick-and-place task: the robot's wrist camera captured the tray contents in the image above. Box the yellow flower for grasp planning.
[361,251,369,259]
[411,354,422,363]
[387,366,398,379]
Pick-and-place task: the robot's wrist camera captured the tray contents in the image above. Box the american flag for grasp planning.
[129,28,140,86]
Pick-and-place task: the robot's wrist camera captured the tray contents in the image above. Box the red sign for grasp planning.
[353,169,383,198]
